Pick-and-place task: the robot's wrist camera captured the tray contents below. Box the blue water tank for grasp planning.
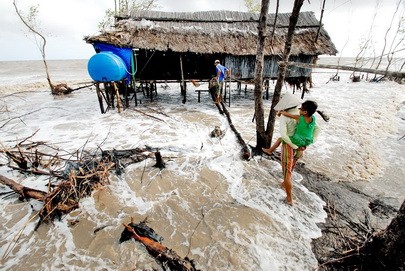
[87,52,127,82]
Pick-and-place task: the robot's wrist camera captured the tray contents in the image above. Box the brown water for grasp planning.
[0,59,404,270]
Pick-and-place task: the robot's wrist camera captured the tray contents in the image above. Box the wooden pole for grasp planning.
[228,70,231,107]
[103,82,110,108]
[179,54,186,104]
[95,83,105,114]
[113,82,121,113]
[124,81,129,108]
[131,49,138,106]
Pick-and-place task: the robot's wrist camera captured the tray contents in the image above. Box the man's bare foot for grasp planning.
[286,197,293,206]
[262,147,273,155]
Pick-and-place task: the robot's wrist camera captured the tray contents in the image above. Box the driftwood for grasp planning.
[0,174,47,201]
[51,83,74,95]
[120,218,200,271]
[218,102,251,160]
[153,151,166,169]
[0,141,161,227]
[210,126,224,139]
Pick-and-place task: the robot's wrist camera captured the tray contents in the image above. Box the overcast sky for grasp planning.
[0,0,402,61]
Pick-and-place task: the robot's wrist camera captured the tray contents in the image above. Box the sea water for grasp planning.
[0,58,404,270]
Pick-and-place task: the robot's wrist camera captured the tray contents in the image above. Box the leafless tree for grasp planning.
[12,0,52,91]
[263,0,305,148]
[253,0,270,148]
[374,0,403,78]
[384,5,405,74]
[314,0,326,44]
[269,0,280,49]
[12,0,73,95]
[351,0,380,79]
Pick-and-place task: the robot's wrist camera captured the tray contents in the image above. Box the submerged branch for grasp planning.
[0,140,158,227]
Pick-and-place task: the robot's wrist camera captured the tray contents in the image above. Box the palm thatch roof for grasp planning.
[85,10,337,56]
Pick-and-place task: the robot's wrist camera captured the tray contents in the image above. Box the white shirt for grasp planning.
[278,107,320,149]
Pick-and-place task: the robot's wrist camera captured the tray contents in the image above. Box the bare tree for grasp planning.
[263,0,305,148]
[314,0,326,44]
[384,5,405,74]
[12,0,72,95]
[253,0,270,148]
[351,0,380,80]
[13,1,52,91]
[374,0,403,76]
[269,0,280,49]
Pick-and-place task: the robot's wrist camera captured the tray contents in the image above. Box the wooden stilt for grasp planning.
[95,83,105,114]
[103,82,110,108]
[150,81,154,102]
[301,78,307,99]
[113,82,121,113]
[124,81,129,108]
[179,54,186,104]
[265,79,270,100]
[131,50,138,106]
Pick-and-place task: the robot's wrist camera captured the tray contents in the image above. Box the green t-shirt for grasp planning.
[290,115,316,147]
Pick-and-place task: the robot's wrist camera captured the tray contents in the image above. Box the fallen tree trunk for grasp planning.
[219,102,251,160]
[281,61,405,79]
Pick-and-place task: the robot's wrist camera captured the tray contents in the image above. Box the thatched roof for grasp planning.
[85,10,337,56]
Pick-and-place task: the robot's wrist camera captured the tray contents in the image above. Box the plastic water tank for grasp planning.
[87,52,127,82]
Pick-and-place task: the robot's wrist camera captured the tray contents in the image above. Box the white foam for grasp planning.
[1,59,404,271]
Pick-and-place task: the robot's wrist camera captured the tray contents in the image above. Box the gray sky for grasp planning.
[0,0,402,61]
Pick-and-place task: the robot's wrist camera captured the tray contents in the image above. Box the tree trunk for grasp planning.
[314,0,326,44]
[253,0,270,149]
[153,151,166,169]
[264,0,305,147]
[220,103,251,159]
[360,200,405,270]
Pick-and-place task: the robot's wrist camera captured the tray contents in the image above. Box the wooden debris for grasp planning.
[0,174,47,201]
[120,218,200,271]
[153,151,166,169]
[0,141,162,227]
[190,79,200,87]
[210,126,224,139]
[51,83,74,95]
[218,102,251,160]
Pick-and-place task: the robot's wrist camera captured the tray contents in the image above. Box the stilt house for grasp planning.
[84,10,337,108]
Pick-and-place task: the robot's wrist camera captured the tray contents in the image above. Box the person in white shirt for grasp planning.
[264,93,321,205]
